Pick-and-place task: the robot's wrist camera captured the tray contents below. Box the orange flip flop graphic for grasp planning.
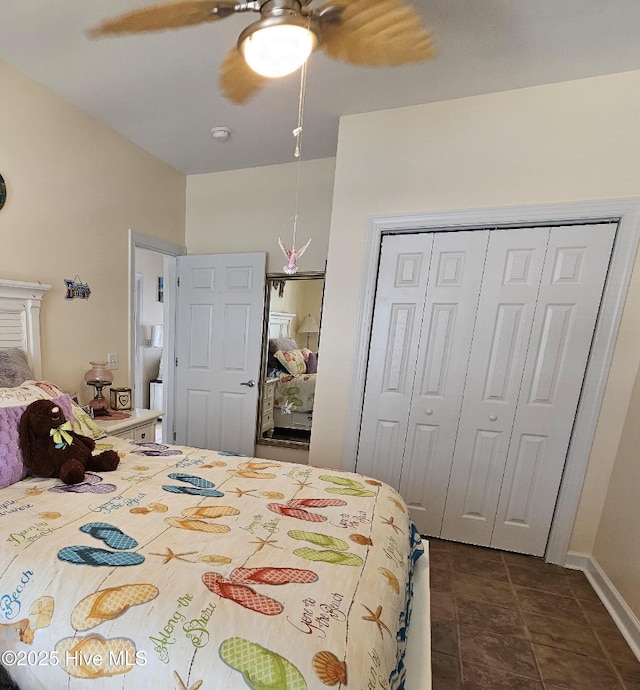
[202,573,283,616]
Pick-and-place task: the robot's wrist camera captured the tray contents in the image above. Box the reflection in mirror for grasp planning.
[258,272,324,449]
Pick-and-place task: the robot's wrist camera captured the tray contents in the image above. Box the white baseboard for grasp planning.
[565,551,640,661]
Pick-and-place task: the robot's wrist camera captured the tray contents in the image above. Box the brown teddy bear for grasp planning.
[19,399,120,484]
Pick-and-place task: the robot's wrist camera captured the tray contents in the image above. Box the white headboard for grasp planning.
[0,279,51,379]
[268,312,295,339]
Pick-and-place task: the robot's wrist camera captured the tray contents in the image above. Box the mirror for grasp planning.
[257,272,324,449]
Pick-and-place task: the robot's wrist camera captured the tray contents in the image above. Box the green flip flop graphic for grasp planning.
[293,547,364,567]
[220,637,307,690]
[287,530,349,551]
[319,475,376,497]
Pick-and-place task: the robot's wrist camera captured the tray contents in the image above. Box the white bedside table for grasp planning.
[94,409,162,441]
[261,377,278,438]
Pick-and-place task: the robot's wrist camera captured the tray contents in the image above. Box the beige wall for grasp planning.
[186,158,334,463]
[311,71,640,596]
[593,365,640,614]
[186,158,335,273]
[0,60,185,398]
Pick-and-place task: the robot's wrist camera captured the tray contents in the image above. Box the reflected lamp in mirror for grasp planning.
[151,325,164,349]
[298,314,319,348]
[143,325,164,348]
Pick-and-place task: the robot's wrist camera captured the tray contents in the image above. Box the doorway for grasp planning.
[128,231,185,440]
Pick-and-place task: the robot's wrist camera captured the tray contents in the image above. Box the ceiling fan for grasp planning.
[89,0,434,104]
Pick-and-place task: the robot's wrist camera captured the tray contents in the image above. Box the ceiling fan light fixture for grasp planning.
[239,17,318,78]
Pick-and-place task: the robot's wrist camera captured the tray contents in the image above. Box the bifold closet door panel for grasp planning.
[440,228,551,547]
[491,223,617,555]
[356,233,434,488]
[400,230,490,536]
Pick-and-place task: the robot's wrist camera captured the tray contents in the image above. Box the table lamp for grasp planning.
[298,314,319,348]
[84,360,113,416]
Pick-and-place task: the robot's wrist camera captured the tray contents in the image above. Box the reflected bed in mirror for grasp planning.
[258,272,324,450]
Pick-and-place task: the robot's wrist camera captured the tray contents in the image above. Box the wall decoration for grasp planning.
[0,173,6,210]
[64,276,91,300]
[157,276,164,303]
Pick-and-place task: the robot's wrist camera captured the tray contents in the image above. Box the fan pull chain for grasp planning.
[293,57,308,159]
[292,58,308,249]
[277,53,312,275]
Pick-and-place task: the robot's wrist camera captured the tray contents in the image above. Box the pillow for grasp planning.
[268,338,298,355]
[268,337,299,369]
[273,349,307,376]
[306,351,318,374]
[0,348,35,387]
[0,381,105,440]
[0,393,74,489]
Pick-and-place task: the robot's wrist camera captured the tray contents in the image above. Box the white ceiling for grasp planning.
[1,1,639,175]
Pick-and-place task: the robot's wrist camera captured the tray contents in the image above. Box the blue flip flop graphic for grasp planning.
[79,522,139,550]
[57,546,144,567]
[162,473,224,497]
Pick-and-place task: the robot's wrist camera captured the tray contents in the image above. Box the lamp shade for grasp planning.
[151,324,164,348]
[298,314,319,334]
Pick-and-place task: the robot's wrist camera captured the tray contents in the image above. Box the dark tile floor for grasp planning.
[428,538,640,689]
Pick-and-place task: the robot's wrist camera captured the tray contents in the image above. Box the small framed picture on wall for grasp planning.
[158,276,164,303]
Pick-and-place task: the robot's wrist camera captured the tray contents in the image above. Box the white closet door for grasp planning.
[400,230,489,535]
[356,234,433,487]
[491,223,616,555]
[440,228,550,546]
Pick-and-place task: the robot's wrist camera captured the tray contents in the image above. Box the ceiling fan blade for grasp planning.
[88,0,239,37]
[318,0,434,66]
[219,47,269,104]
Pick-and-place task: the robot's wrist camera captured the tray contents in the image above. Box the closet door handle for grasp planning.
[425,409,433,415]
[240,380,256,388]
[489,414,498,421]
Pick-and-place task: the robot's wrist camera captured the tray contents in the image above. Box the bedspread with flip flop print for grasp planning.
[0,435,423,689]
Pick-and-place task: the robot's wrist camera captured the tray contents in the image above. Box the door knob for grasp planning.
[240,380,256,388]
[489,414,497,421]
[425,409,433,415]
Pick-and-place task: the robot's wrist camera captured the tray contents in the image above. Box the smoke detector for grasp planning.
[211,126,231,141]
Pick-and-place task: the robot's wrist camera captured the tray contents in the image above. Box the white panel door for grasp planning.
[400,230,490,535]
[440,228,551,546]
[174,253,265,455]
[356,234,434,487]
[491,223,616,554]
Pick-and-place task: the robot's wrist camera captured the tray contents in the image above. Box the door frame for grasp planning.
[128,230,186,439]
[343,198,640,564]
[134,272,144,409]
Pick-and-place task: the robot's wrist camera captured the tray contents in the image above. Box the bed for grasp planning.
[0,280,431,690]
[267,313,318,432]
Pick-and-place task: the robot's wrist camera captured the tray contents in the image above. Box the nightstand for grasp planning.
[261,378,278,438]
[93,409,162,441]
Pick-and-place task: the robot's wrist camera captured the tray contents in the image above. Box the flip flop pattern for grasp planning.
[203,573,283,616]
[48,473,117,494]
[71,584,159,631]
[219,637,307,690]
[58,523,143,568]
[80,523,139,550]
[131,442,182,457]
[58,546,144,568]
[230,567,318,586]
[266,497,347,522]
[162,473,224,497]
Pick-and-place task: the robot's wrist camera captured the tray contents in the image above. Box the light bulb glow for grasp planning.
[241,24,316,78]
